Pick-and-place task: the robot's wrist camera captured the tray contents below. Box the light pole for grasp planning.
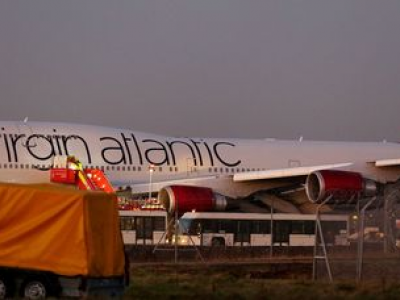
[270,198,274,258]
[148,165,155,201]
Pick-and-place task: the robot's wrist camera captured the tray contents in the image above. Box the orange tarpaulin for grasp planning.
[0,183,125,277]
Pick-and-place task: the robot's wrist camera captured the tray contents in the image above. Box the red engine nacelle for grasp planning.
[158,185,227,215]
[305,170,378,203]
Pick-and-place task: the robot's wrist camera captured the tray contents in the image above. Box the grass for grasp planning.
[123,263,400,299]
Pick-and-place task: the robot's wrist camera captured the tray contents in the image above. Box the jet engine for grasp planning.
[158,185,227,215]
[305,170,378,204]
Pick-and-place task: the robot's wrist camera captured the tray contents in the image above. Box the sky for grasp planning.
[0,1,400,141]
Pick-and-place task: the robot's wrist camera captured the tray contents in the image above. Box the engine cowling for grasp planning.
[305,170,378,204]
[158,185,227,215]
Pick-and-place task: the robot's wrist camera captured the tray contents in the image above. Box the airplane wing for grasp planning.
[374,158,400,167]
[115,175,222,194]
[233,162,353,182]
[115,162,354,193]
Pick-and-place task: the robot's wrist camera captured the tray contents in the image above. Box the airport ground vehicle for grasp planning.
[177,212,349,247]
[50,155,114,193]
[0,182,127,299]
[120,210,168,245]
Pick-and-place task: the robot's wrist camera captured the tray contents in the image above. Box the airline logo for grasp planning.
[0,129,242,168]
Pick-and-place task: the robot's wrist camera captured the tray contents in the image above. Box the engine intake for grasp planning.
[306,170,378,204]
[158,185,227,215]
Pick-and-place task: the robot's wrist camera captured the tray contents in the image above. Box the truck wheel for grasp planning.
[0,277,14,299]
[21,279,48,300]
[0,277,15,299]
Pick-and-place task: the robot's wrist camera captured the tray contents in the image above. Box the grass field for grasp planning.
[125,263,400,299]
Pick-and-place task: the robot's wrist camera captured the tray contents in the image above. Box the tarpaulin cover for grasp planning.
[0,183,125,277]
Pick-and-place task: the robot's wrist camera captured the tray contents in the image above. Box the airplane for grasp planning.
[1,120,400,214]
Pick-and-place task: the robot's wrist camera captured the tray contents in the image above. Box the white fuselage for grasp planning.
[1,121,400,197]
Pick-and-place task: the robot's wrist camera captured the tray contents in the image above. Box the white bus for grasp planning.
[119,210,168,245]
[178,212,349,247]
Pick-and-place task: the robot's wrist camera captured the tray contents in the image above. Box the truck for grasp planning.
[0,182,128,299]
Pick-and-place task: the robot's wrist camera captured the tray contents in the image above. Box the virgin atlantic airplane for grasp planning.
[1,120,400,214]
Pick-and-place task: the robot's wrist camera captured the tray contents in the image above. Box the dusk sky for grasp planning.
[1,1,400,141]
